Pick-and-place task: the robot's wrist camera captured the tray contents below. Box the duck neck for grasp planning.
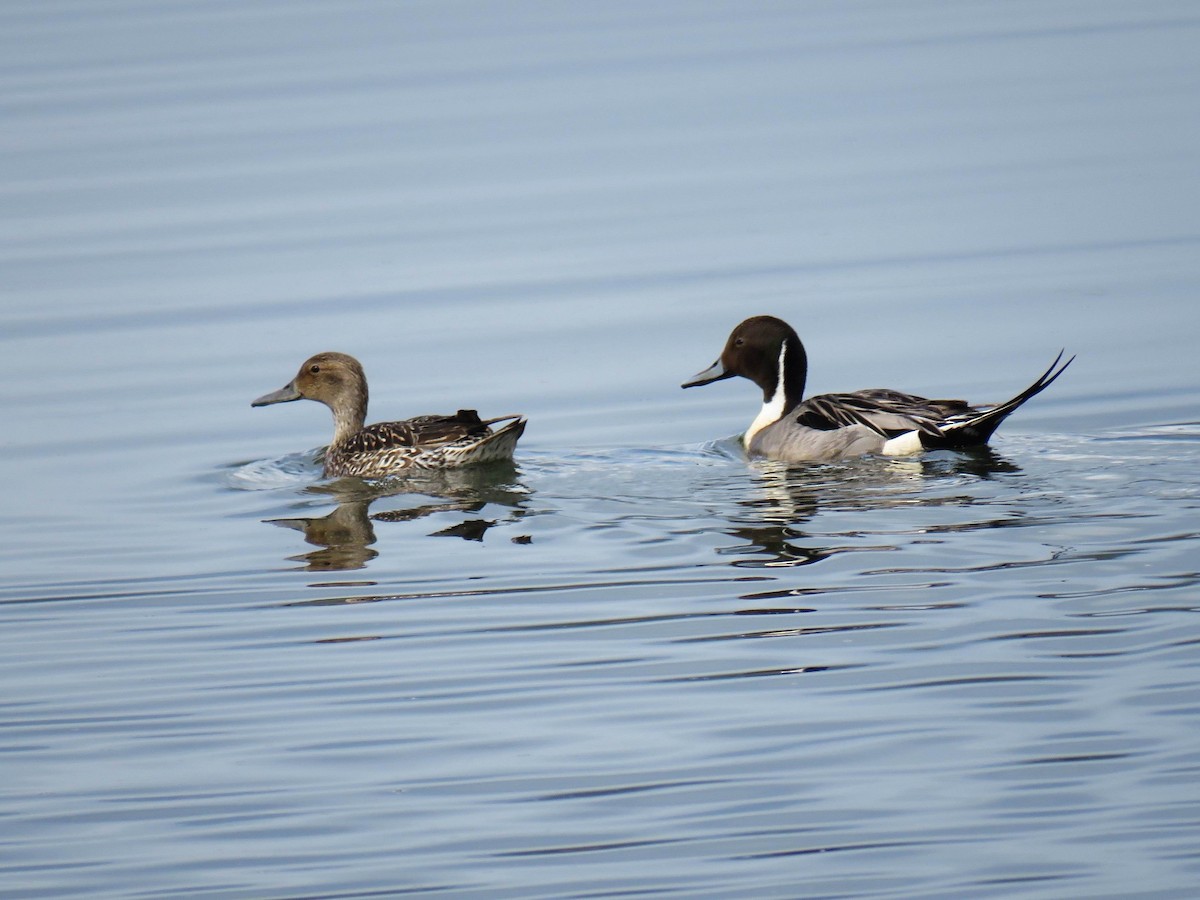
[746,337,806,443]
[329,389,368,448]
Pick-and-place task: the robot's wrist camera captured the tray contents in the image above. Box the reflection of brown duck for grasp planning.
[267,463,531,569]
[270,500,378,571]
[371,496,497,540]
[252,352,525,477]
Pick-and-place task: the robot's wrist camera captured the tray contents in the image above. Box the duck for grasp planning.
[252,352,526,477]
[682,315,1072,462]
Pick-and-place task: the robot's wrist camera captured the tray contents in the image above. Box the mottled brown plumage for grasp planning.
[252,352,525,477]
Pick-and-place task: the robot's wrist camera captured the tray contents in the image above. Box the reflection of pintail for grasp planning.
[683,315,1072,462]
[267,464,531,570]
[253,351,525,477]
[723,523,831,569]
[724,447,1027,569]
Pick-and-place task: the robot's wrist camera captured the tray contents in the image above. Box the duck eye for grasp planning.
[310,365,321,374]
[734,337,745,347]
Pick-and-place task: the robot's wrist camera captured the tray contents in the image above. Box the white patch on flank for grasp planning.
[881,430,924,456]
[745,342,789,444]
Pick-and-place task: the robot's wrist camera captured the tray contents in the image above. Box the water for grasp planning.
[3,2,1200,897]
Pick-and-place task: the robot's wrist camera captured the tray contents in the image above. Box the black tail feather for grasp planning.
[922,351,1074,450]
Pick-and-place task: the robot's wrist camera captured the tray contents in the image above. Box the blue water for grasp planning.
[3,2,1200,897]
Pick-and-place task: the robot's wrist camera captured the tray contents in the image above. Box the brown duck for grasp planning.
[253,352,526,477]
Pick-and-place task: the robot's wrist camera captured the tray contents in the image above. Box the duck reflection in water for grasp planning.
[722,446,1022,570]
[267,461,530,571]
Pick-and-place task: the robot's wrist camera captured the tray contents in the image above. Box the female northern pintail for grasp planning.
[252,352,526,477]
[682,316,1072,462]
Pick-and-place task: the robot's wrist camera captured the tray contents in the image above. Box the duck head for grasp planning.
[253,351,369,438]
[682,315,808,407]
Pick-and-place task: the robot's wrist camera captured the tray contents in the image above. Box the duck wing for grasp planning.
[342,409,490,453]
[794,390,974,438]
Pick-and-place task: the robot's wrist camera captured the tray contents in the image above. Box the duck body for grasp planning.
[683,316,1072,463]
[321,409,526,477]
[253,352,526,478]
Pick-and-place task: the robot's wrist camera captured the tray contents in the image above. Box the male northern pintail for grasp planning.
[253,352,526,477]
[682,316,1072,462]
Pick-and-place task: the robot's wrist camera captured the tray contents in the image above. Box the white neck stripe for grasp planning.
[745,341,788,444]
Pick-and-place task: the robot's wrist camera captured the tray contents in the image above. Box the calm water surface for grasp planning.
[3,2,1200,898]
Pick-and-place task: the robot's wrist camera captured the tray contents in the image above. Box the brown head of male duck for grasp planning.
[253,352,526,477]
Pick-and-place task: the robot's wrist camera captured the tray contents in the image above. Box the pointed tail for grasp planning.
[480,414,525,428]
[446,416,527,466]
[924,351,1074,450]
